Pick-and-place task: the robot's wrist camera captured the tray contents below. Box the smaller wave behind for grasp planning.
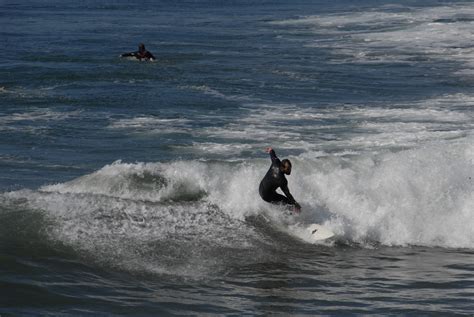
[106,94,473,159]
[271,4,474,74]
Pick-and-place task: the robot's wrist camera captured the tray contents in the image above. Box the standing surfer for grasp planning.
[120,43,156,61]
[259,147,301,212]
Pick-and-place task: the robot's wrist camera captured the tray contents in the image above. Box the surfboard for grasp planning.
[287,223,335,243]
[305,224,335,241]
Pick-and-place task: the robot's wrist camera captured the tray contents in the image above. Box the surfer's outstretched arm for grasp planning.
[266,147,280,164]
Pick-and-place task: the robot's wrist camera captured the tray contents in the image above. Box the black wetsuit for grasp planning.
[259,149,298,207]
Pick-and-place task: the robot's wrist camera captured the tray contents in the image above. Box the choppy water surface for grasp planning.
[1,0,473,315]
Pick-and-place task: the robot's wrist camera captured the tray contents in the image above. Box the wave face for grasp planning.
[37,136,473,250]
[1,135,472,277]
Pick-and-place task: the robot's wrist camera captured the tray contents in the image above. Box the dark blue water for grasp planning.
[1,0,473,315]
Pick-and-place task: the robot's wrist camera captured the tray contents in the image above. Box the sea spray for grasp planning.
[295,136,473,248]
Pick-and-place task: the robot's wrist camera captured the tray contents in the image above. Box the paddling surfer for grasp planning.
[120,43,156,61]
[259,147,301,212]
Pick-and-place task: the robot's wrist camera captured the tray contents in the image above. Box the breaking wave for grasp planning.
[1,135,472,276]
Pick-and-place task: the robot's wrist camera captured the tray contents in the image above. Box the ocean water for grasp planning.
[1,0,473,315]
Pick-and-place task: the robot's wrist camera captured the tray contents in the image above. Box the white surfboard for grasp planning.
[306,224,335,241]
[287,223,335,243]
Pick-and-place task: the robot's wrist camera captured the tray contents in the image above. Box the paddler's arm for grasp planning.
[120,51,137,57]
[145,51,156,61]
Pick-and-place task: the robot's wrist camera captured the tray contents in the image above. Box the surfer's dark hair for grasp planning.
[281,159,291,168]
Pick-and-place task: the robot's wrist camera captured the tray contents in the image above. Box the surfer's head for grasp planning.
[138,43,145,52]
[281,159,292,175]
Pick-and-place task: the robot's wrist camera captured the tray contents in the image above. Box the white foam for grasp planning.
[5,161,268,276]
[190,142,253,155]
[179,85,255,101]
[0,108,80,123]
[271,4,474,73]
[294,136,474,248]
[104,92,472,157]
[107,116,191,134]
[271,11,412,28]
[0,134,471,279]
[40,160,208,203]
[9,132,474,251]
[0,108,82,132]
[187,94,473,155]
